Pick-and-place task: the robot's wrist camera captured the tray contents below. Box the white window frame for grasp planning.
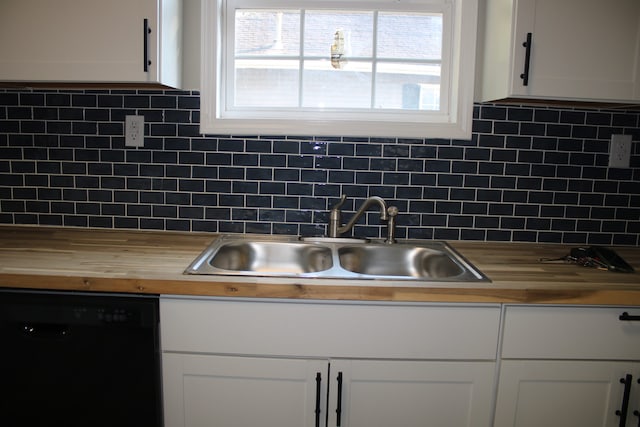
[200,0,478,139]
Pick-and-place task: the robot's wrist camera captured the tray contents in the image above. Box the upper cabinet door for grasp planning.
[0,0,182,87]
[479,0,640,102]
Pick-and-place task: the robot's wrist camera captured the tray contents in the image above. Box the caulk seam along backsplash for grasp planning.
[0,89,638,245]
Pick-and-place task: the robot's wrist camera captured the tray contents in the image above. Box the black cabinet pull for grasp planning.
[634,379,640,427]
[336,371,343,427]
[616,374,633,427]
[620,312,640,321]
[143,18,152,72]
[315,372,322,427]
[519,32,532,86]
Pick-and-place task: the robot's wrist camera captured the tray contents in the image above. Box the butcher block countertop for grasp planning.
[1,225,639,305]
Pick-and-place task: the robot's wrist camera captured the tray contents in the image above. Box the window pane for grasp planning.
[303,11,373,58]
[235,10,300,57]
[235,59,300,107]
[374,63,441,110]
[377,13,442,60]
[231,7,445,111]
[234,10,301,107]
[302,60,372,108]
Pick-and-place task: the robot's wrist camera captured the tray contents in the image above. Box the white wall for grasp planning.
[182,0,201,90]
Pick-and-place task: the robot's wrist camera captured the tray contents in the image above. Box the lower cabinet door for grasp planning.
[326,360,496,427]
[162,353,328,427]
[494,360,639,427]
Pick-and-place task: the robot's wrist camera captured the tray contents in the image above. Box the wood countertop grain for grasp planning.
[1,225,639,305]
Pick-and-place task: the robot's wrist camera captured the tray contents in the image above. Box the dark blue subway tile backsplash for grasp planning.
[0,89,639,245]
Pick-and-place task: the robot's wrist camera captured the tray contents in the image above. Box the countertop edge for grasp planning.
[2,272,640,305]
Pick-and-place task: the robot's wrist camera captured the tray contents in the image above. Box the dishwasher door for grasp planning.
[0,290,162,427]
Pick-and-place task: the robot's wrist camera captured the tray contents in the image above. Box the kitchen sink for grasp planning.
[185,235,489,283]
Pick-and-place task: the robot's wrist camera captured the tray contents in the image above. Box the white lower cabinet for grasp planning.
[494,305,640,427]
[161,298,640,427]
[160,297,501,427]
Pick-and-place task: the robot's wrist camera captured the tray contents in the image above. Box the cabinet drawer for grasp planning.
[502,305,640,360]
[161,297,501,360]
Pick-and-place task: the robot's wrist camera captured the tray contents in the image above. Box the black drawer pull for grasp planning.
[519,32,532,86]
[619,312,640,321]
[143,18,152,72]
[616,374,633,427]
[336,371,343,426]
[635,379,640,427]
[315,372,322,427]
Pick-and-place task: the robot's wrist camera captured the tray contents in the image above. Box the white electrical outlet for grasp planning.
[608,134,632,168]
[125,115,145,147]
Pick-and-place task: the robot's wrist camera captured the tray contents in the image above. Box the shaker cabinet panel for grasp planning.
[0,0,182,87]
[494,360,640,427]
[479,0,640,102]
[162,353,327,427]
[328,359,496,427]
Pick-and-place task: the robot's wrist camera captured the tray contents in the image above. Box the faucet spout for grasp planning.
[328,195,388,238]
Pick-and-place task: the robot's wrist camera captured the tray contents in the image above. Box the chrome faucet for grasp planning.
[328,195,398,243]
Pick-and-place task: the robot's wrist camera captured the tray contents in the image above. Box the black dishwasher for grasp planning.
[0,289,162,427]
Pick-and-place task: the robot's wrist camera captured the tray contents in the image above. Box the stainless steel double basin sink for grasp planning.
[185,235,490,283]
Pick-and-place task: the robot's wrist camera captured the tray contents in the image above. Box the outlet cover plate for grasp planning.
[125,115,145,147]
[608,134,632,168]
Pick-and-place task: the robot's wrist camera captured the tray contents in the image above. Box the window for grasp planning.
[201,0,477,138]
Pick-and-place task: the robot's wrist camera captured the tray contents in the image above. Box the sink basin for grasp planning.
[185,235,489,283]
[338,245,464,279]
[210,241,333,274]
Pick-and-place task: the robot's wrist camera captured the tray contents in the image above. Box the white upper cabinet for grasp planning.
[478,0,640,103]
[0,0,182,87]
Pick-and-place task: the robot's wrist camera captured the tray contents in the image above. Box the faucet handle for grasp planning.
[331,194,347,211]
[385,206,399,244]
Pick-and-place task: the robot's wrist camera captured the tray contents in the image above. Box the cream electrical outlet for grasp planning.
[608,134,632,168]
[125,115,145,147]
